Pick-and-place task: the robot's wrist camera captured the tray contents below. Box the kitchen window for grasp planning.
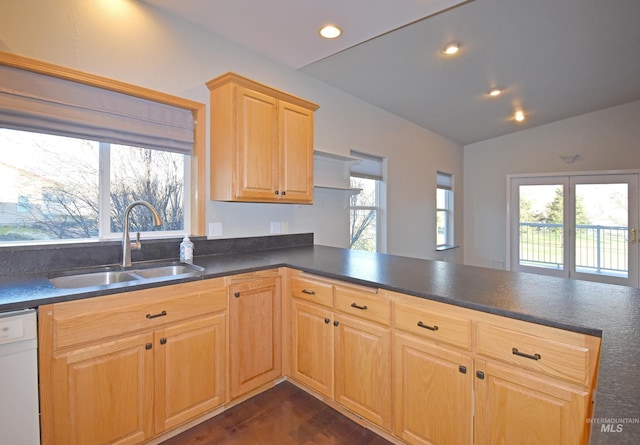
[436,171,455,249]
[0,128,187,242]
[349,151,386,253]
[0,53,205,244]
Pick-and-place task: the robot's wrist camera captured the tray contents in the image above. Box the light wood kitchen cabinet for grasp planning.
[37,266,602,445]
[38,279,227,445]
[292,290,391,426]
[154,313,226,433]
[334,311,392,430]
[290,275,392,430]
[392,298,473,445]
[207,72,318,203]
[474,318,600,445]
[389,290,601,445]
[290,275,335,397]
[47,331,154,445]
[393,332,473,445]
[333,284,392,433]
[474,359,591,445]
[228,275,282,400]
[291,299,334,397]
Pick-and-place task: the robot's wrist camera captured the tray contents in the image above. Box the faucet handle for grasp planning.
[131,232,142,250]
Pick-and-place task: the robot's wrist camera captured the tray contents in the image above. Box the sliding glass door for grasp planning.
[510,174,639,287]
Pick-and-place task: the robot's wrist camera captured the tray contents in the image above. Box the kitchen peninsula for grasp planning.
[0,236,638,444]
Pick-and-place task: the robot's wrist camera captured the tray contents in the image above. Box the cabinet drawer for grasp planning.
[53,282,227,350]
[291,276,334,307]
[476,322,591,385]
[393,302,471,350]
[335,287,389,326]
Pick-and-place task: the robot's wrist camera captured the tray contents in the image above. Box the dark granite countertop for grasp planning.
[0,244,638,444]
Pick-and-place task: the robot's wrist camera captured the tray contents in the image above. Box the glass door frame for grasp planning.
[509,176,569,278]
[508,172,639,287]
[569,174,638,286]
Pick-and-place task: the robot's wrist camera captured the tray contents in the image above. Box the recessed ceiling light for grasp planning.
[441,42,462,55]
[320,25,342,39]
[488,88,502,97]
[515,110,525,122]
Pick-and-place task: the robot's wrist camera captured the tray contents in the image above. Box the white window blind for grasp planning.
[350,150,384,181]
[437,171,453,190]
[0,65,194,154]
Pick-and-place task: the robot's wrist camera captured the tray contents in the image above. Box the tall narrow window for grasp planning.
[436,171,454,249]
[350,151,385,252]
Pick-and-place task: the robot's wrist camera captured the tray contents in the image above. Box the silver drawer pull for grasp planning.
[417,321,438,331]
[512,347,541,361]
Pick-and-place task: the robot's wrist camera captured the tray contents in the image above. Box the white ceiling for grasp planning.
[142,0,640,145]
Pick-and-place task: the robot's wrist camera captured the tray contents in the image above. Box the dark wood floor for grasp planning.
[160,381,394,445]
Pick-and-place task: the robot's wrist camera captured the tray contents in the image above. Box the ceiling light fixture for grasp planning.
[319,25,342,39]
[488,88,502,97]
[515,110,525,122]
[441,42,462,55]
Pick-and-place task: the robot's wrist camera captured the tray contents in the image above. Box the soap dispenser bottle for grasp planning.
[180,235,194,263]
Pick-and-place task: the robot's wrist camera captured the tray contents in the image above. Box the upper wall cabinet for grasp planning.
[207,72,319,203]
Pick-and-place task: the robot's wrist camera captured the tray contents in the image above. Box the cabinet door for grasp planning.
[393,332,472,445]
[278,100,314,203]
[291,299,334,397]
[229,277,281,399]
[154,313,226,432]
[475,360,590,445]
[49,333,154,445]
[334,313,391,429]
[235,86,279,200]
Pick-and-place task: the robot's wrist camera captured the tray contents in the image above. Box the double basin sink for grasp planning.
[50,261,205,289]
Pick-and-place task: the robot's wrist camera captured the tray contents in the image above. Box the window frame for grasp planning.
[436,171,455,250]
[349,151,386,253]
[349,176,380,252]
[0,51,206,242]
[508,172,640,287]
[99,141,191,240]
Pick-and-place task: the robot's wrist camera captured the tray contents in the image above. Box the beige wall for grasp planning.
[0,0,464,260]
[463,100,640,268]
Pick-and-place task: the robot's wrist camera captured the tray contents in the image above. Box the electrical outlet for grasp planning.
[270,222,281,234]
[208,222,222,238]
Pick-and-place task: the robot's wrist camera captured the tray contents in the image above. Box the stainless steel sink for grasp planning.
[50,270,139,288]
[132,263,205,279]
[49,261,205,289]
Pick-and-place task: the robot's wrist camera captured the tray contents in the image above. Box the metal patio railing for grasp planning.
[519,222,628,274]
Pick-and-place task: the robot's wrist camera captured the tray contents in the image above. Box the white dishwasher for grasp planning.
[0,309,40,445]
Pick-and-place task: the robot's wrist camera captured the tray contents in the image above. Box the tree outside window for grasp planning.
[349,151,385,253]
[0,128,186,243]
[350,176,378,252]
